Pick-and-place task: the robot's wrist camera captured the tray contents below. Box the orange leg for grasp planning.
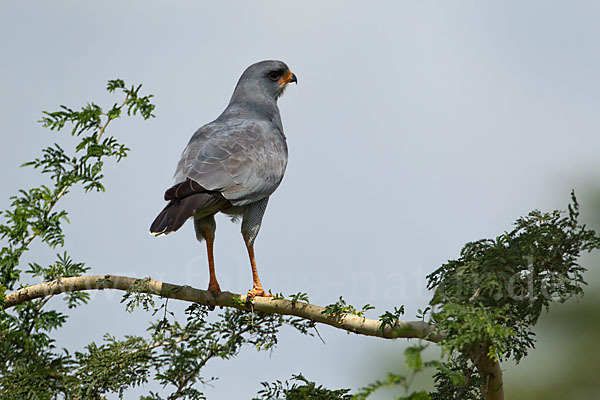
[245,242,271,298]
[204,228,221,294]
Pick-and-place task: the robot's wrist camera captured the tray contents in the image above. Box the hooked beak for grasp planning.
[280,70,298,85]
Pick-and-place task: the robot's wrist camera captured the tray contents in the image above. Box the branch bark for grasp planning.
[3,274,504,399]
[4,274,441,342]
[475,350,505,400]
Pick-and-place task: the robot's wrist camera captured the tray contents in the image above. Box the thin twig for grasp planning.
[97,93,129,143]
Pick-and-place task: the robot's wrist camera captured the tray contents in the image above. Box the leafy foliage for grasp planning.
[429,355,483,400]
[256,343,437,400]
[71,334,153,399]
[0,79,155,291]
[289,291,310,306]
[253,374,352,400]
[419,191,600,398]
[321,296,376,320]
[353,373,408,400]
[378,305,405,332]
[121,277,160,312]
[428,192,600,363]
[69,302,315,400]
[0,80,155,399]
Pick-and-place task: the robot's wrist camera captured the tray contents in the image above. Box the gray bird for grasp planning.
[150,60,297,298]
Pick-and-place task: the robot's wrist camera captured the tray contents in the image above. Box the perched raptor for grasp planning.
[150,60,297,298]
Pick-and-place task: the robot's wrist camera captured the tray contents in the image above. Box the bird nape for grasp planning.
[150,60,297,298]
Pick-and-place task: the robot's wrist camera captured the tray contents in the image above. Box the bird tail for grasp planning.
[149,193,213,236]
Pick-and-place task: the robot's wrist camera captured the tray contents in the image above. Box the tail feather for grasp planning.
[150,193,212,236]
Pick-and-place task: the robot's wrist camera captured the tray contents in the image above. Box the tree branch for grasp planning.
[4,274,504,399]
[4,274,443,343]
[474,351,505,400]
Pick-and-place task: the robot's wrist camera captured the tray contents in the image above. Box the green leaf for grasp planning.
[404,344,427,372]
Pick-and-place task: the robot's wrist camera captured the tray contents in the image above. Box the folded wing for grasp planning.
[173,119,288,206]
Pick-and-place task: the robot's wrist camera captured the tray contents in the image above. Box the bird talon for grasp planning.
[207,282,221,310]
[247,287,272,298]
[207,282,221,295]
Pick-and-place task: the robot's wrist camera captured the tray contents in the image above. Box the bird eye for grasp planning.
[269,71,281,81]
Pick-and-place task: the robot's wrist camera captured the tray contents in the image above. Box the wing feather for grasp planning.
[173,119,288,205]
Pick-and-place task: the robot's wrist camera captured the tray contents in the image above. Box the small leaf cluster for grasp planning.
[353,373,408,400]
[40,79,155,135]
[27,252,91,309]
[269,291,312,309]
[253,374,352,400]
[71,334,153,399]
[121,277,160,312]
[429,355,483,400]
[289,291,310,306]
[378,305,405,332]
[321,296,375,321]
[357,343,444,400]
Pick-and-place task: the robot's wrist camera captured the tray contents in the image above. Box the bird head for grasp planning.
[230,60,297,104]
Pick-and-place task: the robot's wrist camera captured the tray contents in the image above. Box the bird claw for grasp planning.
[207,281,221,295]
[247,287,272,299]
[207,282,221,310]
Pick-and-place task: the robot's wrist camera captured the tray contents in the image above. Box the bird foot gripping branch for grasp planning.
[150,60,297,298]
[247,286,271,299]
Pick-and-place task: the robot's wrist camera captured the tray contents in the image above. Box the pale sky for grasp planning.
[1,1,599,398]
